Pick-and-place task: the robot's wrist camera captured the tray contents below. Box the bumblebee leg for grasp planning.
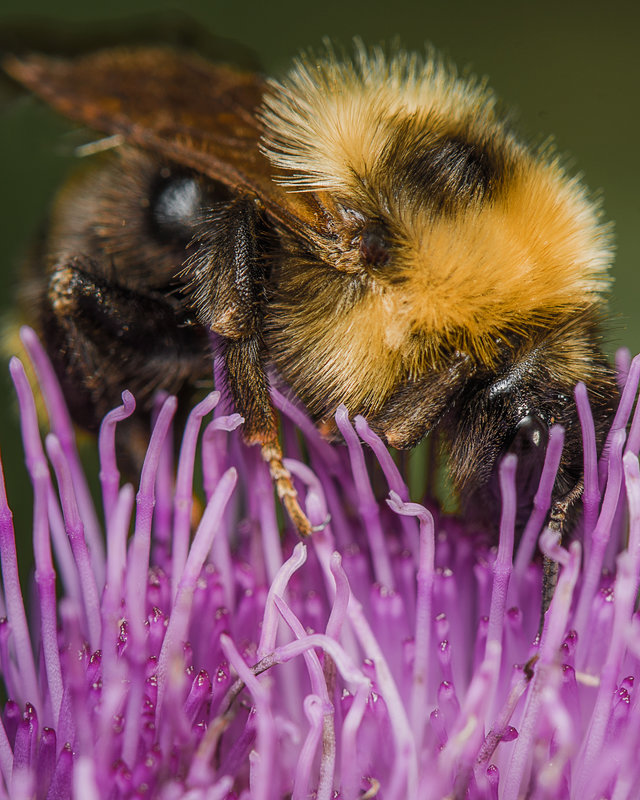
[186,198,314,536]
[45,258,210,404]
[42,257,211,471]
[539,480,584,637]
[540,557,559,640]
[224,334,314,536]
[369,350,473,449]
[261,440,314,537]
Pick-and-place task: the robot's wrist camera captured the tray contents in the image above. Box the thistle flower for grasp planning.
[1,328,640,800]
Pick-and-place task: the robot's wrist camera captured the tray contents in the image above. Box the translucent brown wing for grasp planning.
[4,47,327,241]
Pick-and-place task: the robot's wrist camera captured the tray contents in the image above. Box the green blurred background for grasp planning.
[0,0,638,545]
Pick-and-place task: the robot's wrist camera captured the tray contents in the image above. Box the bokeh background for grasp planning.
[0,0,638,548]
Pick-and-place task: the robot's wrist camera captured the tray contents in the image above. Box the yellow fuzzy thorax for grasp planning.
[261,44,613,374]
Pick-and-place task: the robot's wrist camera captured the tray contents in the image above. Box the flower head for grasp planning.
[1,328,640,799]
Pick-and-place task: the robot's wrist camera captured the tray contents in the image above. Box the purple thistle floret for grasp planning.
[1,327,640,799]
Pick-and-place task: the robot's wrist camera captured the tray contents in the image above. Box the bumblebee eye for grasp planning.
[511,414,548,454]
[154,177,200,223]
[359,223,390,267]
[150,174,203,242]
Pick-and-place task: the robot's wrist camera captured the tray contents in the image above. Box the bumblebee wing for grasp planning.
[4,47,325,241]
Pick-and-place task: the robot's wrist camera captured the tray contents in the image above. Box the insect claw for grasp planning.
[523,653,539,681]
[311,514,331,533]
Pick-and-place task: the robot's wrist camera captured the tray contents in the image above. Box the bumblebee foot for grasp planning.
[261,440,314,536]
[538,480,583,637]
[548,479,583,533]
[539,554,559,640]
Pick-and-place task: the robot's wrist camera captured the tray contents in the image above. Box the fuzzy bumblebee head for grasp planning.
[260,43,613,374]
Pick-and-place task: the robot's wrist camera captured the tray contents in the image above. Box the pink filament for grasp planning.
[0,333,639,798]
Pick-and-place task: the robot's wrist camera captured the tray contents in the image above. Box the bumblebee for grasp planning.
[3,42,617,536]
